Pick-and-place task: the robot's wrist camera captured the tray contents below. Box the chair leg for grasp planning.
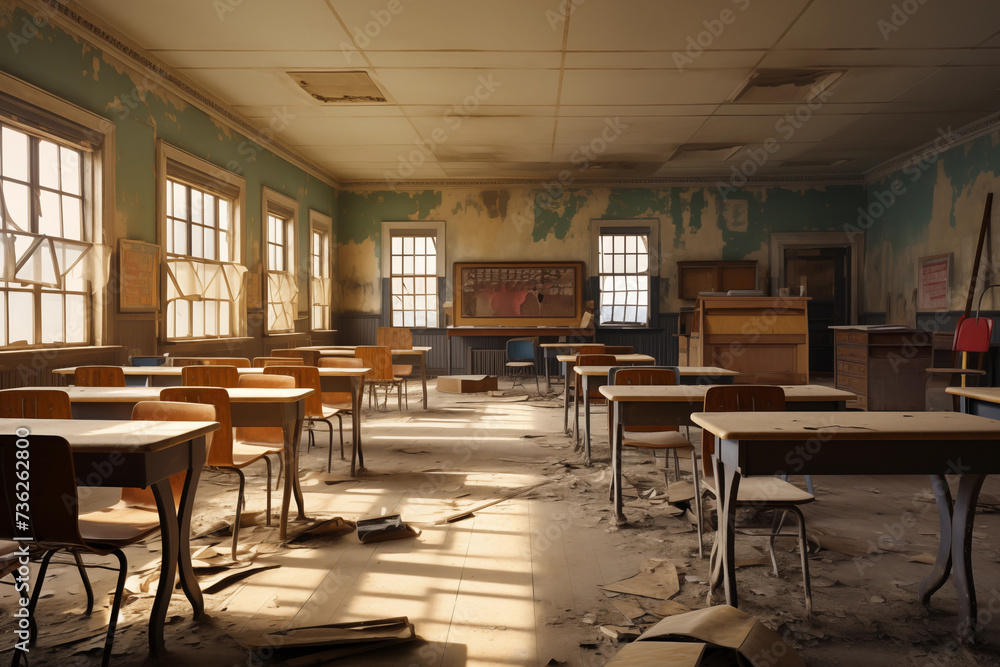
[690,449,703,559]
[534,367,540,395]
[768,509,787,576]
[672,448,682,483]
[789,505,813,618]
[231,468,247,561]
[397,382,403,412]
[274,453,283,491]
[262,457,272,527]
[101,549,129,667]
[25,549,58,647]
[73,551,95,615]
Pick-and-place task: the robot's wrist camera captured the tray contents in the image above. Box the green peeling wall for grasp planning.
[337,185,866,315]
[0,3,337,312]
[865,128,1000,325]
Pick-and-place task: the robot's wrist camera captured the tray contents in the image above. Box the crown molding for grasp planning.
[864,110,1000,182]
[38,0,340,189]
[340,173,866,191]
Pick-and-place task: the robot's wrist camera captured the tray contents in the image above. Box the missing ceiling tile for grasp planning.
[734,69,846,104]
[289,71,388,103]
[668,144,745,162]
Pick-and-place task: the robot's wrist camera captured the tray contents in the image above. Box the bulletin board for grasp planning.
[246,267,263,311]
[917,253,951,311]
[118,239,159,313]
[453,261,583,327]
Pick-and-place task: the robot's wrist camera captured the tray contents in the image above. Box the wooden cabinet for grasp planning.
[687,296,810,384]
[677,261,757,300]
[832,327,933,411]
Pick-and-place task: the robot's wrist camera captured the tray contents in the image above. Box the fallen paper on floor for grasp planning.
[600,559,680,600]
[234,616,415,664]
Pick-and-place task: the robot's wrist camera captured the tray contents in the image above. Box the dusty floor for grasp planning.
[5,379,1000,666]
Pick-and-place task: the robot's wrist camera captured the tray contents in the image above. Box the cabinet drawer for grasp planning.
[836,345,867,362]
[836,360,867,377]
[836,374,867,393]
[835,330,868,345]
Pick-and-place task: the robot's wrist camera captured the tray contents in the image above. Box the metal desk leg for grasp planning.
[954,474,987,640]
[148,478,180,655]
[544,349,552,393]
[563,362,571,434]
[920,474,953,605]
[420,352,428,410]
[583,374,592,465]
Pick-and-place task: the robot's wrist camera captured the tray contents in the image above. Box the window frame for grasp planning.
[381,220,446,329]
[309,210,333,332]
[263,187,298,334]
[156,141,246,342]
[0,71,113,350]
[591,219,659,329]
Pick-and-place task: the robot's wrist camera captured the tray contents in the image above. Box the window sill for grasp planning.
[163,337,253,346]
[0,344,121,357]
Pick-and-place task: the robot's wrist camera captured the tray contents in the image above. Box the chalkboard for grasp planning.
[118,239,159,312]
[453,261,583,327]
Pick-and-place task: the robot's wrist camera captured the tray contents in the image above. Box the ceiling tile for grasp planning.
[714,103,880,115]
[374,69,559,105]
[176,68,312,106]
[153,50,358,70]
[329,0,564,51]
[236,104,405,119]
[560,69,750,105]
[568,0,811,50]
[366,51,562,69]
[402,105,555,118]
[688,114,860,144]
[825,112,986,145]
[558,105,720,117]
[564,51,765,69]
[409,116,556,146]
[554,116,705,144]
[777,0,1000,49]
[277,117,422,146]
[759,49,971,68]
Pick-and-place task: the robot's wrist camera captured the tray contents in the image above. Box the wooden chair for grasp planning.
[355,346,403,411]
[159,386,280,560]
[378,327,414,408]
[318,357,363,469]
[265,365,343,467]
[235,374,293,489]
[608,367,702,557]
[238,374,295,389]
[0,434,162,667]
[578,345,607,355]
[253,356,304,367]
[702,385,813,616]
[181,364,239,388]
[74,366,126,387]
[506,337,540,394]
[199,357,251,367]
[603,346,635,355]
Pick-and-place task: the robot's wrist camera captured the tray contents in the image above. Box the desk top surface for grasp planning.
[691,411,1000,441]
[557,353,655,364]
[599,384,856,403]
[294,346,431,354]
[54,366,368,377]
[575,365,737,376]
[55,387,313,403]
[0,419,219,452]
[946,386,1000,403]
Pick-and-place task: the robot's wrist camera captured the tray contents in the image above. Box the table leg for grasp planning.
[954,474,987,640]
[714,453,741,608]
[563,362,571,434]
[351,377,364,475]
[148,478,180,655]
[583,376,592,465]
[920,474,954,605]
[420,353,428,410]
[279,403,308,540]
[573,375,581,449]
[544,349,552,393]
[612,402,626,525]
[175,458,205,619]
[447,336,453,375]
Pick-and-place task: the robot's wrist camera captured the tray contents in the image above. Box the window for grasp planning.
[0,112,104,347]
[159,142,246,340]
[263,188,298,333]
[592,221,658,327]
[309,211,332,330]
[382,221,445,329]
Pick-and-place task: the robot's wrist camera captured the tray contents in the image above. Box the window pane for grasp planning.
[173,183,187,221]
[414,255,425,275]
[219,231,230,262]
[41,292,63,343]
[60,147,81,196]
[218,199,231,234]
[426,310,437,328]
[402,236,413,254]
[65,294,86,342]
[3,182,28,230]
[392,311,402,326]
[1,127,28,182]
[38,190,61,236]
[8,291,33,344]
[175,301,190,338]
[192,300,204,338]
[38,140,59,189]
[625,235,636,253]
[173,220,186,255]
[192,225,203,258]
[220,301,230,334]
[62,195,83,241]
[415,310,426,327]
[414,237,425,254]
[191,191,203,224]
[403,311,414,327]
[205,227,216,259]
[391,236,402,253]
[613,255,624,274]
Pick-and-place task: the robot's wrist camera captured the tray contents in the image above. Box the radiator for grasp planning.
[469,349,507,376]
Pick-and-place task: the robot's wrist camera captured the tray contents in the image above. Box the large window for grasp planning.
[592,221,657,327]
[263,188,298,333]
[381,221,445,329]
[159,142,246,340]
[0,122,97,347]
[309,211,332,330]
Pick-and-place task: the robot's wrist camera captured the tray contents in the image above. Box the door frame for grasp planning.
[770,232,863,325]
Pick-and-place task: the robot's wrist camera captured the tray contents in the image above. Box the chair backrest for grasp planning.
[74,365,126,387]
[0,389,73,419]
[272,349,321,365]
[253,356,304,367]
[264,366,323,417]
[129,356,168,367]
[578,345,606,355]
[126,401,216,508]
[0,434,86,550]
[199,357,251,367]
[574,354,618,398]
[701,385,786,477]
[506,337,536,362]
[603,346,635,355]
[159,386,234,466]
[317,357,362,406]
[238,373,295,388]
[377,327,413,350]
[355,346,394,381]
[182,365,239,388]
[319,356,365,368]
[610,366,678,433]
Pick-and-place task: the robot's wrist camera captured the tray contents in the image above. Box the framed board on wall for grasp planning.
[245,267,263,311]
[118,239,159,313]
[917,253,951,311]
[453,261,583,327]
